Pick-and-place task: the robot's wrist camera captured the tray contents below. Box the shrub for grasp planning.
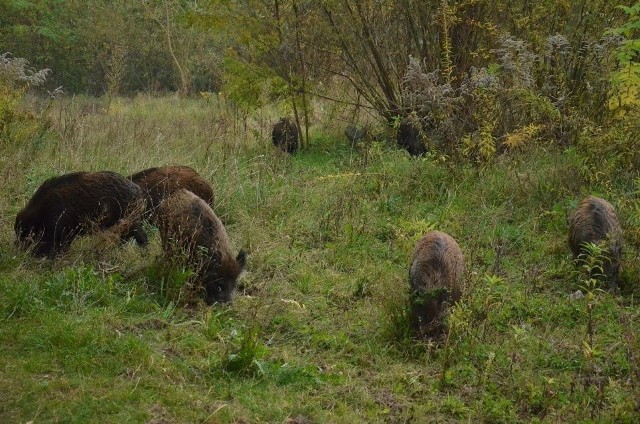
[577,4,640,176]
[0,52,55,145]
[400,32,622,164]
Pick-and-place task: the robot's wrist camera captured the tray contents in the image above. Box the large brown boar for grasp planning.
[569,195,623,288]
[157,189,246,304]
[409,230,465,337]
[272,117,299,154]
[15,171,148,258]
[129,166,214,221]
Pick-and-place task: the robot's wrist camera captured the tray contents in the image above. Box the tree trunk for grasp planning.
[163,0,189,95]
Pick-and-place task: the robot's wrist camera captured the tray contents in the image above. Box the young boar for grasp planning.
[157,189,246,304]
[409,230,465,337]
[569,195,622,289]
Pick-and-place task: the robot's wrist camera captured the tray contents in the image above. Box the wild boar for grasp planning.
[15,171,147,258]
[157,189,246,304]
[409,230,465,337]
[569,195,622,289]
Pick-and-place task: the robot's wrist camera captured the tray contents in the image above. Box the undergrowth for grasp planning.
[0,95,638,423]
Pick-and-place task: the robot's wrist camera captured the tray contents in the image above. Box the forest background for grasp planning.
[1,0,640,422]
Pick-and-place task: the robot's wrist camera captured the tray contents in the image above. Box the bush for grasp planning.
[399,32,622,164]
[577,3,640,176]
[0,52,54,145]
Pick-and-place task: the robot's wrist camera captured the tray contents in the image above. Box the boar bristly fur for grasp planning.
[272,117,299,154]
[15,171,147,258]
[129,165,214,221]
[409,230,465,338]
[157,189,246,304]
[397,115,426,157]
[569,195,623,289]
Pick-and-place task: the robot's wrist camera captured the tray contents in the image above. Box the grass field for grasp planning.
[1,95,639,423]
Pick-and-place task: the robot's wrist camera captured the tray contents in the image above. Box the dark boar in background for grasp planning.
[397,115,426,157]
[345,124,368,147]
[272,117,299,154]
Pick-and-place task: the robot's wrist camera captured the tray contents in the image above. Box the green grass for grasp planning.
[1,95,639,422]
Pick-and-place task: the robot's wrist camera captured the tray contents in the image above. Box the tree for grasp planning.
[192,0,331,148]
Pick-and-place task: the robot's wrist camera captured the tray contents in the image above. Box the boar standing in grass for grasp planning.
[272,117,299,154]
[569,195,623,289]
[345,124,367,147]
[409,230,465,338]
[157,189,246,304]
[397,114,426,157]
[15,171,148,258]
[129,165,214,222]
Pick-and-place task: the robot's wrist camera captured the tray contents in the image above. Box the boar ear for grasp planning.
[236,250,247,270]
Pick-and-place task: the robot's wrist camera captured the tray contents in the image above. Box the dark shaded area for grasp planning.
[272,118,300,154]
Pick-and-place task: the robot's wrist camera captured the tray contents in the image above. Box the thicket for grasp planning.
[2,0,640,166]
[0,53,53,146]
[0,0,220,95]
[190,0,639,169]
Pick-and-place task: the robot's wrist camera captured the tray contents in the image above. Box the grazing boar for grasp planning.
[397,115,426,157]
[272,117,299,154]
[129,165,214,221]
[569,195,623,289]
[157,189,246,304]
[409,230,465,337]
[15,171,148,258]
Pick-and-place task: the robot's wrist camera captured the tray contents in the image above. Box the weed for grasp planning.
[145,258,194,307]
[572,242,611,417]
[218,325,268,377]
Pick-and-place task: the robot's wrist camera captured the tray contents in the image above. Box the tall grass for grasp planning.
[0,94,638,422]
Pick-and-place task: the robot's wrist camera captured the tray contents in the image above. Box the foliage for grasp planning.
[145,258,194,307]
[0,0,219,94]
[219,325,268,377]
[575,3,640,176]
[191,0,320,147]
[574,242,610,289]
[0,53,51,88]
[0,53,53,146]
[578,118,640,178]
[0,0,630,158]
[572,242,611,412]
[400,31,625,164]
[316,0,621,122]
[608,2,640,114]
